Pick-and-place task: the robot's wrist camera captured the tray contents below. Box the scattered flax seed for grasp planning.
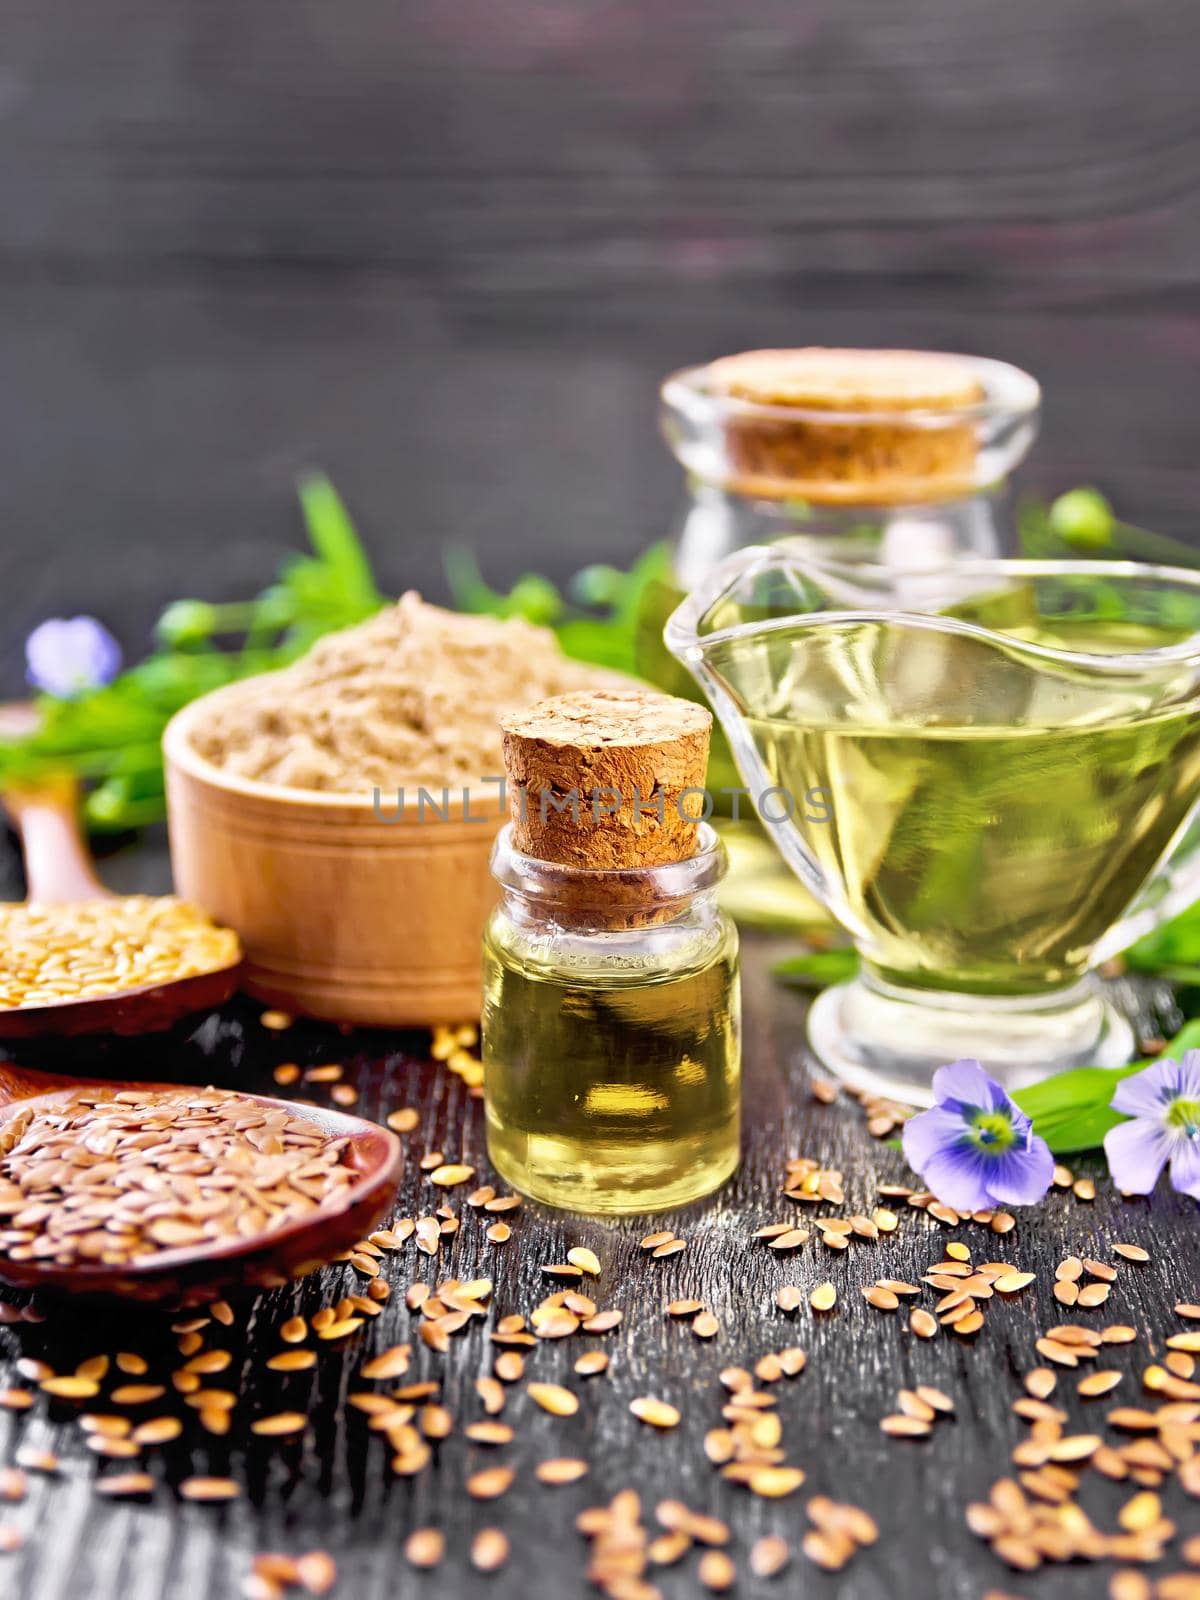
[405,1528,445,1569]
[317,1317,363,1341]
[910,1308,938,1339]
[574,1351,609,1377]
[280,1317,307,1345]
[1073,1178,1096,1201]
[652,1238,687,1259]
[15,1448,57,1474]
[748,1466,805,1499]
[470,1528,509,1573]
[486,1222,511,1244]
[132,1417,183,1446]
[476,1376,506,1416]
[295,1552,336,1595]
[994,1271,1036,1293]
[802,1529,853,1572]
[260,1010,292,1030]
[668,1299,703,1317]
[527,1383,579,1418]
[776,1286,803,1312]
[1113,1243,1150,1262]
[693,1313,720,1339]
[1176,1304,1200,1320]
[1025,1369,1057,1399]
[1076,1282,1111,1309]
[116,1353,148,1375]
[769,1229,810,1252]
[360,1346,411,1381]
[581,1310,622,1334]
[466,1467,515,1501]
[749,1534,791,1578]
[640,1231,673,1251]
[863,1285,899,1312]
[1083,1258,1116,1282]
[494,1352,525,1383]
[0,1527,24,1553]
[698,1550,736,1591]
[536,1458,589,1485]
[250,1413,307,1437]
[114,1382,165,1406]
[0,1471,26,1503]
[648,1531,690,1566]
[465,1422,513,1446]
[881,1415,931,1438]
[94,1473,155,1498]
[179,1477,240,1501]
[810,1283,837,1312]
[630,1397,680,1429]
[40,1376,100,1400]
[266,1351,316,1373]
[429,1163,474,1188]
[386,1108,419,1134]
[917,1385,954,1415]
[567,1247,601,1277]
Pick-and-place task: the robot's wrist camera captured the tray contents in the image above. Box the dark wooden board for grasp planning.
[0,829,1196,1599]
[1,0,1199,694]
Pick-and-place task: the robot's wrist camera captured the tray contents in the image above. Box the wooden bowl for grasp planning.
[162,691,502,1026]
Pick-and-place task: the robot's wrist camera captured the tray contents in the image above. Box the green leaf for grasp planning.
[1125,898,1200,975]
[1013,1019,1200,1153]
[771,948,859,990]
[295,473,383,614]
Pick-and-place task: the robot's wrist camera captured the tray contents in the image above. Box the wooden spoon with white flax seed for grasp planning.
[0,1067,402,1303]
[0,778,243,1039]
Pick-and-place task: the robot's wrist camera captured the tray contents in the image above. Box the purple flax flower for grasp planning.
[902,1059,1055,1212]
[25,616,121,698]
[1103,1052,1200,1200]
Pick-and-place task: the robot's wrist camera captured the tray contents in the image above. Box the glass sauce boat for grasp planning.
[666,550,1200,1104]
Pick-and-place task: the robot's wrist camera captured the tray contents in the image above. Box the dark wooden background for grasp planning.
[2,0,1199,692]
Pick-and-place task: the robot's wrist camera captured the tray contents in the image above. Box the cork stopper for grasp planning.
[501,689,712,872]
[701,346,984,505]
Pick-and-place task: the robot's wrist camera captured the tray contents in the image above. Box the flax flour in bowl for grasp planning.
[164,595,631,1025]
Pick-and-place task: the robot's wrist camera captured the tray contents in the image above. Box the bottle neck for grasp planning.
[490,822,727,935]
[674,480,1009,588]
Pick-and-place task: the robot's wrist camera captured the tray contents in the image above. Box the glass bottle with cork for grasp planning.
[481,688,741,1213]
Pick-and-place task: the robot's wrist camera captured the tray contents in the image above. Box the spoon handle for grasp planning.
[0,1062,73,1107]
[3,778,108,904]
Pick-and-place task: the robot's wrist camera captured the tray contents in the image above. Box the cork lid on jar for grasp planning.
[705,348,984,413]
[500,688,711,873]
[660,347,1039,507]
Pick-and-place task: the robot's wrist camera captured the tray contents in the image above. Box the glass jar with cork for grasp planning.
[639,348,1043,918]
[481,689,741,1213]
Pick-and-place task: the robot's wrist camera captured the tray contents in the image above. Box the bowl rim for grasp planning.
[162,686,507,819]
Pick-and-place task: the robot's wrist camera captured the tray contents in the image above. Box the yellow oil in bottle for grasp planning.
[482,913,740,1213]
